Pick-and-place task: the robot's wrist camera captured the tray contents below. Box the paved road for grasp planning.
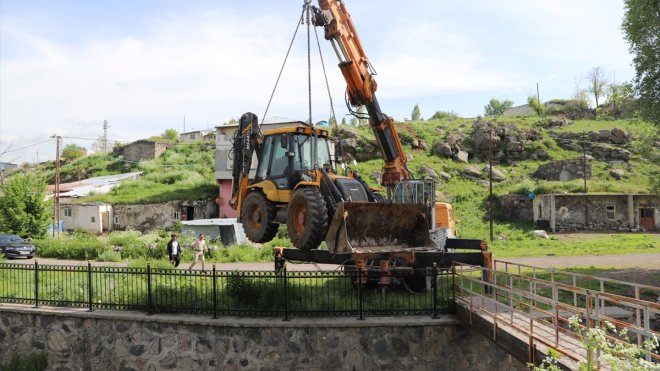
[498,252,660,269]
[6,252,660,270]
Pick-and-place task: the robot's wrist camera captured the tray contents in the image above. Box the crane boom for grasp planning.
[312,0,411,189]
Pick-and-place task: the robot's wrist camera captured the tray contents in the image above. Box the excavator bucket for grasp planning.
[325,202,437,254]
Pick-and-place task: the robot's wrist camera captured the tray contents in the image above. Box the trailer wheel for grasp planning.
[287,187,328,250]
[241,191,278,243]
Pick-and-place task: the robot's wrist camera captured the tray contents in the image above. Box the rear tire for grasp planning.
[287,188,328,250]
[241,191,278,243]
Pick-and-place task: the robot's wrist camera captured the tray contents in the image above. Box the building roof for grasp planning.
[181,218,239,226]
[48,172,143,198]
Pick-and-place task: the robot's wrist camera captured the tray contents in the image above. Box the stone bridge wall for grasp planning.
[0,305,525,371]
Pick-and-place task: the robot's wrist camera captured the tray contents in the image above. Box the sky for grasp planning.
[0,0,635,165]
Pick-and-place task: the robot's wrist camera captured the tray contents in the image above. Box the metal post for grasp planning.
[451,265,456,313]
[212,265,217,319]
[432,263,437,318]
[146,263,153,314]
[34,260,39,308]
[283,263,289,321]
[357,265,364,320]
[87,261,93,311]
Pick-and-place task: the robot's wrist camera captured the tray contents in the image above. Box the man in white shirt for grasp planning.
[166,234,181,267]
[189,234,207,271]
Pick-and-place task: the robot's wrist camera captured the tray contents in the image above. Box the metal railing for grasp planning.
[0,261,452,319]
[453,261,660,367]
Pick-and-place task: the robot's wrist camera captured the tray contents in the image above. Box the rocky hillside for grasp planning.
[339,115,658,239]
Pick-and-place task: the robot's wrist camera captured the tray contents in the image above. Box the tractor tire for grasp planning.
[287,187,328,250]
[241,191,278,243]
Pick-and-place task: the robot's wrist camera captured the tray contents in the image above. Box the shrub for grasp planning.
[34,234,106,260]
[97,249,122,262]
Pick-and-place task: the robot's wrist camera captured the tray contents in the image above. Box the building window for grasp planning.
[606,205,615,220]
[114,216,122,224]
[63,208,72,217]
[174,211,181,220]
[91,216,96,223]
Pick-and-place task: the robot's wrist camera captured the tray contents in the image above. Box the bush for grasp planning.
[34,234,106,260]
[97,249,122,262]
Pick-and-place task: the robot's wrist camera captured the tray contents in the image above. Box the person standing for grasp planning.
[189,234,207,271]
[166,234,181,267]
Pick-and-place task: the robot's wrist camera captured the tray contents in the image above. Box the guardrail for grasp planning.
[453,261,660,367]
[0,261,452,319]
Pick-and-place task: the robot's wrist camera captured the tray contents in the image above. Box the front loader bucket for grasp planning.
[325,202,437,254]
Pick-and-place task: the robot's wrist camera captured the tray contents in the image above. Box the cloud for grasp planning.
[0,0,635,164]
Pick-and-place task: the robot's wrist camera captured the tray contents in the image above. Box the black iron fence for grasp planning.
[0,262,454,319]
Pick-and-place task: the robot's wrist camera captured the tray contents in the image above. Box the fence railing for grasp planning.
[453,261,660,367]
[0,261,453,319]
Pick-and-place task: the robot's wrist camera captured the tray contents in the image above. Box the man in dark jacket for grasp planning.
[166,234,181,267]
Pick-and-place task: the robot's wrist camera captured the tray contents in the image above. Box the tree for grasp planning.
[587,67,608,108]
[341,117,347,126]
[484,98,514,116]
[527,96,545,116]
[603,81,637,118]
[328,115,337,127]
[161,129,179,141]
[623,0,660,124]
[411,104,421,121]
[0,173,51,237]
[573,76,591,110]
[62,144,87,160]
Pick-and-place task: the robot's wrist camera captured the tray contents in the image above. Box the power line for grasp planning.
[1,138,54,155]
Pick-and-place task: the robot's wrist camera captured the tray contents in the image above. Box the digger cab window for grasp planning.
[256,136,274,181]
[292,135,331,171]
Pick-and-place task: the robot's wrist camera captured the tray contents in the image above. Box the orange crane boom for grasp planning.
[312,0,412,189]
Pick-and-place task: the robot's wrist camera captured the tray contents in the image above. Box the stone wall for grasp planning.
[120,140,169,163]
[0,305,525,371]
[499,194,534,222]
[533,157,592,181]
[113,200,217,232]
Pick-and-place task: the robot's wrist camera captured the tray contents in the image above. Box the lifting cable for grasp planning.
[260,6,306,127]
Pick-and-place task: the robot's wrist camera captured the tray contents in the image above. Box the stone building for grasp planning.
[113,200,217,232]
[179,129,214,144]
[533,157,592,181]
[533,194,658,232]
[117,140,170,163]
[499,194,535,222]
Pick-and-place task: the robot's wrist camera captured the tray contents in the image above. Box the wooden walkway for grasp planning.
[453,260,660,370]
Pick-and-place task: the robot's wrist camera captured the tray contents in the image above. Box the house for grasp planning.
[533,193,659,232]
[181,218,247,246]
[60,202,113,234]
[117,140,170,163]
[179,129,214,144]
[214,117,309,218]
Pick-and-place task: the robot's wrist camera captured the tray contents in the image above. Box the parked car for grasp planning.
[0,234,36,259]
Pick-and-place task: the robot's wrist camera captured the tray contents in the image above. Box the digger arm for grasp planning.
[229,112,263,221]
[312,0,411,188]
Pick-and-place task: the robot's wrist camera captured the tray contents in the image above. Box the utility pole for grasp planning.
[580,133,589,229]
[536,82,541,106]
[102,120,110,152]
[52,135,62,238]
[488,123,494,243]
